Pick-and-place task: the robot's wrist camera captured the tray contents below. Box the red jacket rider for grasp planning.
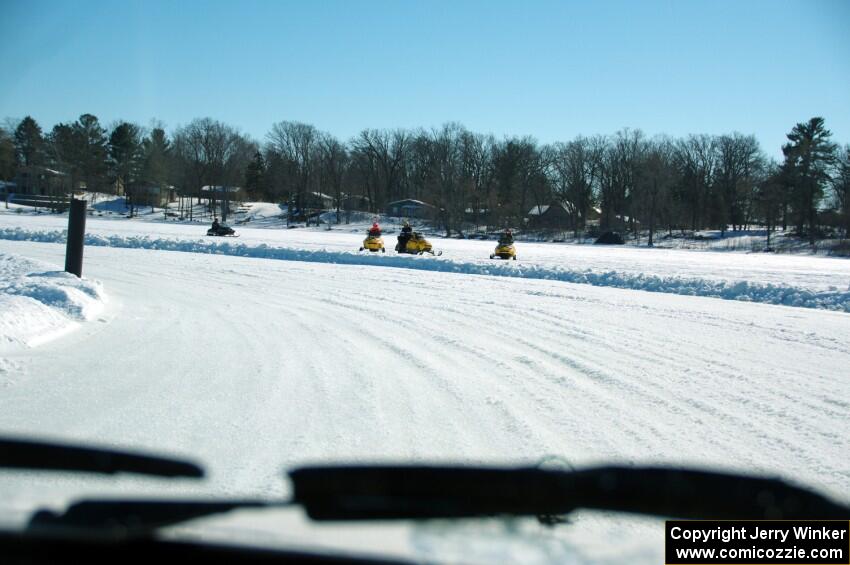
[368,222,381,237]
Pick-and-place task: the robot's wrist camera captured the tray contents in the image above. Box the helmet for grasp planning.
[403,221,410,227]
[372,222,379,229]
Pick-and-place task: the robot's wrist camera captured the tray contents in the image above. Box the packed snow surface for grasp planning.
[1,213,848,311]
[0,251,105,352]
[0,236,848,563]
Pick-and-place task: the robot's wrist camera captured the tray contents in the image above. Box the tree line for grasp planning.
[1,114,847,242]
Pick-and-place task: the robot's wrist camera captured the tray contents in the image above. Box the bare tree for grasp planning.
[459,131,496,232]
[351,129,409,211]
[756,162,786,250]
[318,132,348,223]
[266,121,319,224]
[491,136,541,227]
[636,136,677,246]
[550,136,599,237]
[715,133,764,234]
[611,129,645,235]
[429,123,466,236]
[675,134,717,232]
[173,118,245,221]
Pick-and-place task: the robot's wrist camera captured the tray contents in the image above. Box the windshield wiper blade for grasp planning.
[290,465,850,521]
[27,499,283,536]
[0,437,203,478]
[21,464,848,539]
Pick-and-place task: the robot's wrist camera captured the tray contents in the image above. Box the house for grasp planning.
[340,193,371,211]
[201,185,242,198]
[464,206,491,224]
[597,211,639,231]
[13,166,71,196]
[527,201,602,231]
[131,183,177,207]
[302,192,335,209]
[527,201,574,230]
[386,198,437,219]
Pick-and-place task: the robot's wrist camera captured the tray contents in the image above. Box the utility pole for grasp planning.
[221,187,229,224]
[65,198,86,277]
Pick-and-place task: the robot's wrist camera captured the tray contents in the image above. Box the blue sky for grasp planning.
[2,0,848,157]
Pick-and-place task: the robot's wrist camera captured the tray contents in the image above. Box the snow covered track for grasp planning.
[2,226,849,312]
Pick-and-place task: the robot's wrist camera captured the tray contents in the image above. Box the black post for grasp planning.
[65,198,86,277]
[221,188,228,224]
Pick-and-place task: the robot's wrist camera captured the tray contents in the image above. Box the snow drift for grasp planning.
[2,226,848,312]
[0,252,106,351]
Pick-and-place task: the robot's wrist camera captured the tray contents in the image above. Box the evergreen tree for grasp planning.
[782,117,837,243]
[49,123,81,183]
[72,114,109,192]
[109,122,143,214]
[141,127,172,188]
[13,116,44,167]
[0,128,15,181]
[244,150,267,200]
[833,146,850,238]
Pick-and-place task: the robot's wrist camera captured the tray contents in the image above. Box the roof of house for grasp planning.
[201,185,241,192]
[527,201,574,216]
[387,198,435,208]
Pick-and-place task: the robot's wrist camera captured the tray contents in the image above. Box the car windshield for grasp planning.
[1,1,849,563]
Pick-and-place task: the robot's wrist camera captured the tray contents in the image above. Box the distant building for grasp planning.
[527,201,574,230]
[386,198,437,219]
[132,183,177,207]
[201,185,242,197]
[341,193,371,211]
[527,200,600,231]
[13,166,71,196]
[464,206,491,224]
[302,191,335,209]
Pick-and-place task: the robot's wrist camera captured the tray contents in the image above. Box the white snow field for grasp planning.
[0,214,849,563]
[1,212,849,311]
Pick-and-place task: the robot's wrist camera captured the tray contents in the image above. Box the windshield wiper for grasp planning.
[290,465,850,521]
[21,464,849,539]
[0,436,203,479]
[27,499,284,535]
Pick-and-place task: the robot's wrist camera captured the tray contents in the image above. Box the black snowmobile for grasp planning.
[207,222,237,237]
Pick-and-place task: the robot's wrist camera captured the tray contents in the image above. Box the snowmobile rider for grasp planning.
[211,218,221,233]
[397,220,413,250]
[367,222,382,238]
[498,228,514,246]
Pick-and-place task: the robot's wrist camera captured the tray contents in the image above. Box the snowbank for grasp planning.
[0,252,106,351]
[2,226,848,312]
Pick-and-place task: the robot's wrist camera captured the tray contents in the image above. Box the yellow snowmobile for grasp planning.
[490,241,517,260]
[359,235,385,253]
[396,232,442,256]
